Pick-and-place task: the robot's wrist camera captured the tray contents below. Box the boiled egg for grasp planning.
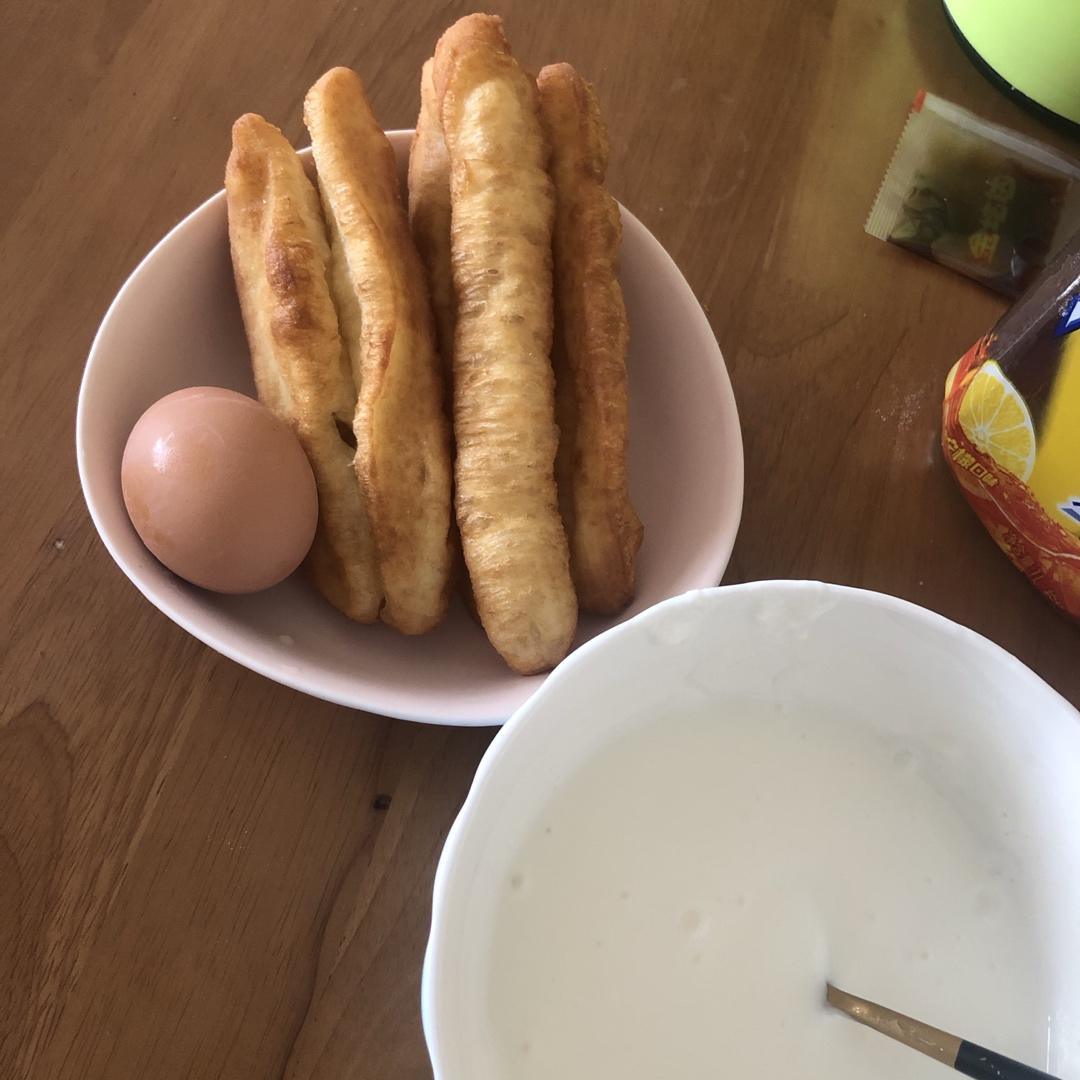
[121,386,318,593]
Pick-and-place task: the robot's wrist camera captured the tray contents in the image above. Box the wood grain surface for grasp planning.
[3,1,1078,1077]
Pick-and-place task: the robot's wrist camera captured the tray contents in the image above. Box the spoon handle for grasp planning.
[826,984,1060,1080]
[955,1040,1058,1080]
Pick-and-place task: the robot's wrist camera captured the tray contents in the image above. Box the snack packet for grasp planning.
[942,228,1080,618]
[868,91,1080,296]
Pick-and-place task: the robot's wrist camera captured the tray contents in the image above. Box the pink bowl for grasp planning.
[76,131,743,725]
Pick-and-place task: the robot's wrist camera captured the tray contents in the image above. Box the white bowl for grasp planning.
[423,581,1080,1075]
[76,130,743,725]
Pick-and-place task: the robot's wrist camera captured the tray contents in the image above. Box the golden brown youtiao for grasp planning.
[434,14,577,674]
[408,58,455,385]
[537,63,642,614]
[225,113,383,621]
[304,67,453,635]
[411,56,478,617]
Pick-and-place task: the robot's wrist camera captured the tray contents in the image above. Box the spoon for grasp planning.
[826,983,1059,1080]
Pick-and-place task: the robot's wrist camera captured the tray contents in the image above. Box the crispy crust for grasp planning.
[304,68,453,635]
[537,63,642,614]
[225,113,382,621]
[408,58,455,386]
[434,15,578,674]
[410,56,473,614]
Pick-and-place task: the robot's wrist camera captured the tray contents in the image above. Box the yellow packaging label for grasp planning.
[1028,332,1080,536]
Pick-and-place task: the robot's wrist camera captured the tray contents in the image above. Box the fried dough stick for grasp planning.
[537,63,642,614]
[434,15,577,673]
[226,113,382,621]
[305,68,453,635]
[409,57,473,614]
[408,58,455,384]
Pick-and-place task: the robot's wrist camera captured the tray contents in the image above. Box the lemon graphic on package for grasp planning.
[958,360,1036,482]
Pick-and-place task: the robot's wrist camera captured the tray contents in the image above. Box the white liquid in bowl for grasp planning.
[424,587,1080,1080]
[483,704,1066,1079]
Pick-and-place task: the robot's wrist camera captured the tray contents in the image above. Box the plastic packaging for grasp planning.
[942,229,1080,618]
[868,91,1080,295]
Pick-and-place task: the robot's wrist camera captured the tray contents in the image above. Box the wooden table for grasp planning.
[4,0,1078,1076]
